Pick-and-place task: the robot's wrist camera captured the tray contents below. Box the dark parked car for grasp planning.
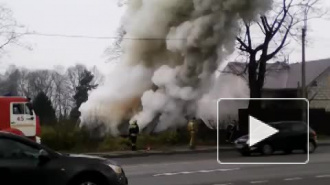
[0,132,128,185]
[234,121,317,156]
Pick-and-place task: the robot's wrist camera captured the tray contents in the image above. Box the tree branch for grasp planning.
[267,13,294,60]
[261,16,271,33]
[272,0,293,37]
[236,37,252,52]
[245,21,252,48]
[0,33,17,49]
[257,22,266,34]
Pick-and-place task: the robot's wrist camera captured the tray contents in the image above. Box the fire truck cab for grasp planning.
[0,96,41,143]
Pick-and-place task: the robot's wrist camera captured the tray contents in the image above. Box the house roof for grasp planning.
[222,58,330,90]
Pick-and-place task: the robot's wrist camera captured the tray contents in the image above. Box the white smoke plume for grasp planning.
[197,73,250,129]
[80,0,273,134]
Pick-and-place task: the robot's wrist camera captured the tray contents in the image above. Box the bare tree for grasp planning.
[66,64,87,90]
[27,70,54,97]
[1,63,102,121]
[104,26,125,63]
[0,65,20,95]
[236,0,325,109]
[63,64,90,118]
[51,71,71,119]
[103,0,128,62]
[0,5,25,56]
[17,68,31,96]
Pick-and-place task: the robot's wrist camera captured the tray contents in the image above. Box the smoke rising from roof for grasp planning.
[79,0,272,134]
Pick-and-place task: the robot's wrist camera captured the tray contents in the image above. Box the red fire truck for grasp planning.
[0,96,41,143]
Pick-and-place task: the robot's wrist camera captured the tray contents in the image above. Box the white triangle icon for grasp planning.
[249,116,279,147]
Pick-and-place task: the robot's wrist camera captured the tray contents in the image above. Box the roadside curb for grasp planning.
[317,141,330,147]
[88,147,222,159]
[86,140,330,159]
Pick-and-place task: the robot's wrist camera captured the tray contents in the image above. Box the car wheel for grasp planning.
[284,148,292,154]
[73,176,107,185]
[305,141,316,154]
[261,144,273,155]
[240,151,251,156]
[80,183,97,185]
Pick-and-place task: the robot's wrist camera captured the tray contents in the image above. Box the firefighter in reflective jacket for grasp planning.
[129,121,140,151]
[187,117,198,149]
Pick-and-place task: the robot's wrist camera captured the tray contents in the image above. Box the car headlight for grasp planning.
[36,136,41,144]
[108,164,123,174]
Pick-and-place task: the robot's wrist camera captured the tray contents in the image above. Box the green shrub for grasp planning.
[41,122,213,152]
[158,131,179,145]
[98,136,130,152]
[40,126,58,149]
[41,121,97,152]
[136,131,188,149]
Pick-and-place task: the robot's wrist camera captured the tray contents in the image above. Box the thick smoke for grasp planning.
[197,73,250,129]
[80,0,272,135]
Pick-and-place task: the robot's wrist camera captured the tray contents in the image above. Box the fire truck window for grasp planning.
[25,104,33,115]
[0,138,40,160]
[13,104,24,115]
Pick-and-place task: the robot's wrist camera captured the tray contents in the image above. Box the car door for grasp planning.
[10,102,36,137]
[290,122,308,150]
[10,103,26,125]
[0,137,42,185]
[270,123,292,150]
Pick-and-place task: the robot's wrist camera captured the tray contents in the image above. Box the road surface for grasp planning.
[113,146,330,185]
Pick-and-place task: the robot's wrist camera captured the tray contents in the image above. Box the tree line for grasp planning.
[0,64,103,125]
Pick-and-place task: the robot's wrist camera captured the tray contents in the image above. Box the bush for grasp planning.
[98,136,130,152]
[41,122,214,152]
[41,121,97,152]
[136,130,189,149]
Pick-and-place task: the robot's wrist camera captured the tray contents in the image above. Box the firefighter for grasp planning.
[226,121,237,143]
[187,117,198,149]
[226,123,234,143]
[129,120,140,151]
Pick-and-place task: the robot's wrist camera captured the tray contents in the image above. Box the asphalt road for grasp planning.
[113,145,330,185]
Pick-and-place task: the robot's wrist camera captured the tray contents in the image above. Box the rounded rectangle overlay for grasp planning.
[217,98,310,165]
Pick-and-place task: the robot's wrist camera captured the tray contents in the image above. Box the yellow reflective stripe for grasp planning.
[129,125,137,129]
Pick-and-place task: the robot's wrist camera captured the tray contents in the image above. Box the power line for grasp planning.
[8,31,318,41]
[14,31,187,41]
[25,32,119,40]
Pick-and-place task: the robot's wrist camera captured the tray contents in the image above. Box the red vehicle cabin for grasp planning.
[0,96,41,142]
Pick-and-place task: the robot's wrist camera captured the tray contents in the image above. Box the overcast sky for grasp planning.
[0,0,124,73]
[0,0,330,74]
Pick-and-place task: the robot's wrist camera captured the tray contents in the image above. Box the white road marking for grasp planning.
[180,171,194,174]
[199,170,213,173]
[250,180,268,184]
[316,174,330,178]
[153,168,240,177]
[284,177,302,181]
[159,172,176,176]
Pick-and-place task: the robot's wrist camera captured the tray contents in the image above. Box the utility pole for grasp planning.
[301,6,308,122]
[302,6,308,99]
[301,26,307,121]
[302,26,307,98]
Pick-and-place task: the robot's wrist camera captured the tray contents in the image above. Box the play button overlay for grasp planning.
[217,98,309,165]
[249,116,279,147]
